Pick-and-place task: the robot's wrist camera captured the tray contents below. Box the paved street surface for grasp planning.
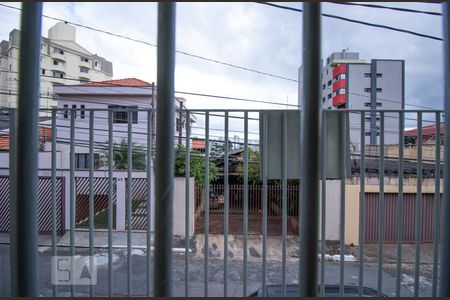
[0,231,434,297]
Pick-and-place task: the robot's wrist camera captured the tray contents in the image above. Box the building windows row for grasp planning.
[327,80,332,86]
[80,56,89,63]
[53,47,64,55]
[364,73,383,78]
[332,88,346,97]
[108,105,138,124]
[53,71,64,78]
[322,84,326,90]
[53,59,65,66]
[327,93,332,99]
[364,102,383,107]
[333,73,346,82]
[364,87,382,93]
[63,104,86,119]
[80,66,89,73]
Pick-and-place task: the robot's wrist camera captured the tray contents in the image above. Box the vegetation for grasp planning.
[174,144,217,184]
[102,139,147,170]
[236,148,261,183]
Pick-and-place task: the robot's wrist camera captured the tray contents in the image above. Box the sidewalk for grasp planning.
[0,230,192,252]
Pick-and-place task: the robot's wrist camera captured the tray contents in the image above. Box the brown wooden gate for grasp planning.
[365,192,440,243]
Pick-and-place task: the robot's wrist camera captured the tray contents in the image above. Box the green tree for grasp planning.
[174,144,217,184]
[102,139,147,170]
[236,148,261,183]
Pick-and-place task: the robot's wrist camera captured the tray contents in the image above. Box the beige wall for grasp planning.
[345,176,443,245]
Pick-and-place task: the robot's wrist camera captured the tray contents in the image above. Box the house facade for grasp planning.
[52,78,194,169]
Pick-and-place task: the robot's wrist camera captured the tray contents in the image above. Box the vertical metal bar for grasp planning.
[154,3,176,296]
[377,112,385,296]
[70,107,76,297]
[185,111,190,297]
[147,109,153,297]
[414,112,422,297]
[51,108,57,297]
[9,108,17,296]
[204,112,210,297]
[282,111,287,296]
[243,112,249,297]
[224,112,229,297]
[262,113,268,297]
[127,110,132,296]
[299,3,321,296]
[432,112,441,297]
[89,110,95,296]
[396,111,404,297]
[439,2,450,296]
[339,111,347,297]
[14,3,42,296]
[358,112,366,297]
[107,109,114,296]
[320,110,327,297]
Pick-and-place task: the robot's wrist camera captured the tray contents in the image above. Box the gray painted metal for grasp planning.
[320,110,326,297]
[127,110,133,296]
[299,2,321,296]
[243,112,249,297]
[13,3,42,296]
[370,61,377,144]
[358,112,366,297]
[89,110,95,295]
[440,2,450,296]
[432,112,441,297]
[185,111,190,297]
[154,2,176,297]
[224,112,229,297]
[339,111,347,297]
[51,109,57,297]
[9,108,17,296]
[377,112,385,296]
[282,111,287,296]
[70,108,76,296]
[396,111,404,297]
[107,110,114,296]
[147,109,152,296]
[204,112,210,297]
[262,112,268,297]
[414,112,422,297]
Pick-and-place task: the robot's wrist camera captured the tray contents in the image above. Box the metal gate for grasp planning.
[365,192,440,243]
[0,176,65,234]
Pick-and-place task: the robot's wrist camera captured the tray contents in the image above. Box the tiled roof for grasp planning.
[0,135,9,151]
[404,123,445,137]
[81,78,152,87]
[192,139,205,150]
[0,126,52,151]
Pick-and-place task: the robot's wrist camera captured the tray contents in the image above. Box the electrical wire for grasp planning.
[255,2,443,41]
[329,2,442,16]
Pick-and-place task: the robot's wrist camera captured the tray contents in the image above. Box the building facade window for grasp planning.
[322,84,326,90]
[327,80,332,86]
[79,66,89,73]
[53,47,64,55]
[327,93,332,99]
[53,71,64,78]
[63,104,68,118]
[376,73,382,78]
[75,153,100,169]
[109,105,138,124]
[333,74,346,82]
[364,88,371,92]
[364,73,371,78]
[80,105,85,119]
[80,56,89,63]
[41,69,45,75]
[376,88,382,92]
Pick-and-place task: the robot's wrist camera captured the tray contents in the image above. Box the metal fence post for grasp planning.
[439,1,450,296]
[154,2,176,297]
[13,2,42,296]
[299,2,321,297]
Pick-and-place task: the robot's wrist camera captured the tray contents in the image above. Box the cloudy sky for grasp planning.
[0,2,444,136]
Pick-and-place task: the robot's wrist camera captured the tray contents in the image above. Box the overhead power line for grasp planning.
[255,2,443,41]
[0,3,297,84]
[329,2,442,16]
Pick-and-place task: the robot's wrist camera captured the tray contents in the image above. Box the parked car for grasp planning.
[249,284,384,297]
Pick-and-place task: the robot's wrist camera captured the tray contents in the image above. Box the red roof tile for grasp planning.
[81,78,152,87]
[192,139,205,150]
[0,135,9,151]
[404,123,445,137]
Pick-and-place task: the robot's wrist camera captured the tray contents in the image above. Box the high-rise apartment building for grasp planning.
[299,50,404,147]
[0,22,113,109]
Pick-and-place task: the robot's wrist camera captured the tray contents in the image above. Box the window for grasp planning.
[364,88,371,92]
[75,153,100,169]
[109,105,138,124]
[79,66,89,73]
[322,97,325,102]
[41,69,45,75]
[333,74,346,82]
[364,73,371,78]
[80,56,89,63]
[53,47,64,55]
[376,88,382,92]
[364,102,371,107]
[376,102,382,107]
[327,80,332,86]
[336,88,346,95]
[80,105,85,119]
[53,71,64,78]
[376,73,382,78]
[9,64,11,71]
[53,59,64,66]
[63,104,68,119]
[327,93,332,99]
[322,84,326,90]
[94,61,100,68]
